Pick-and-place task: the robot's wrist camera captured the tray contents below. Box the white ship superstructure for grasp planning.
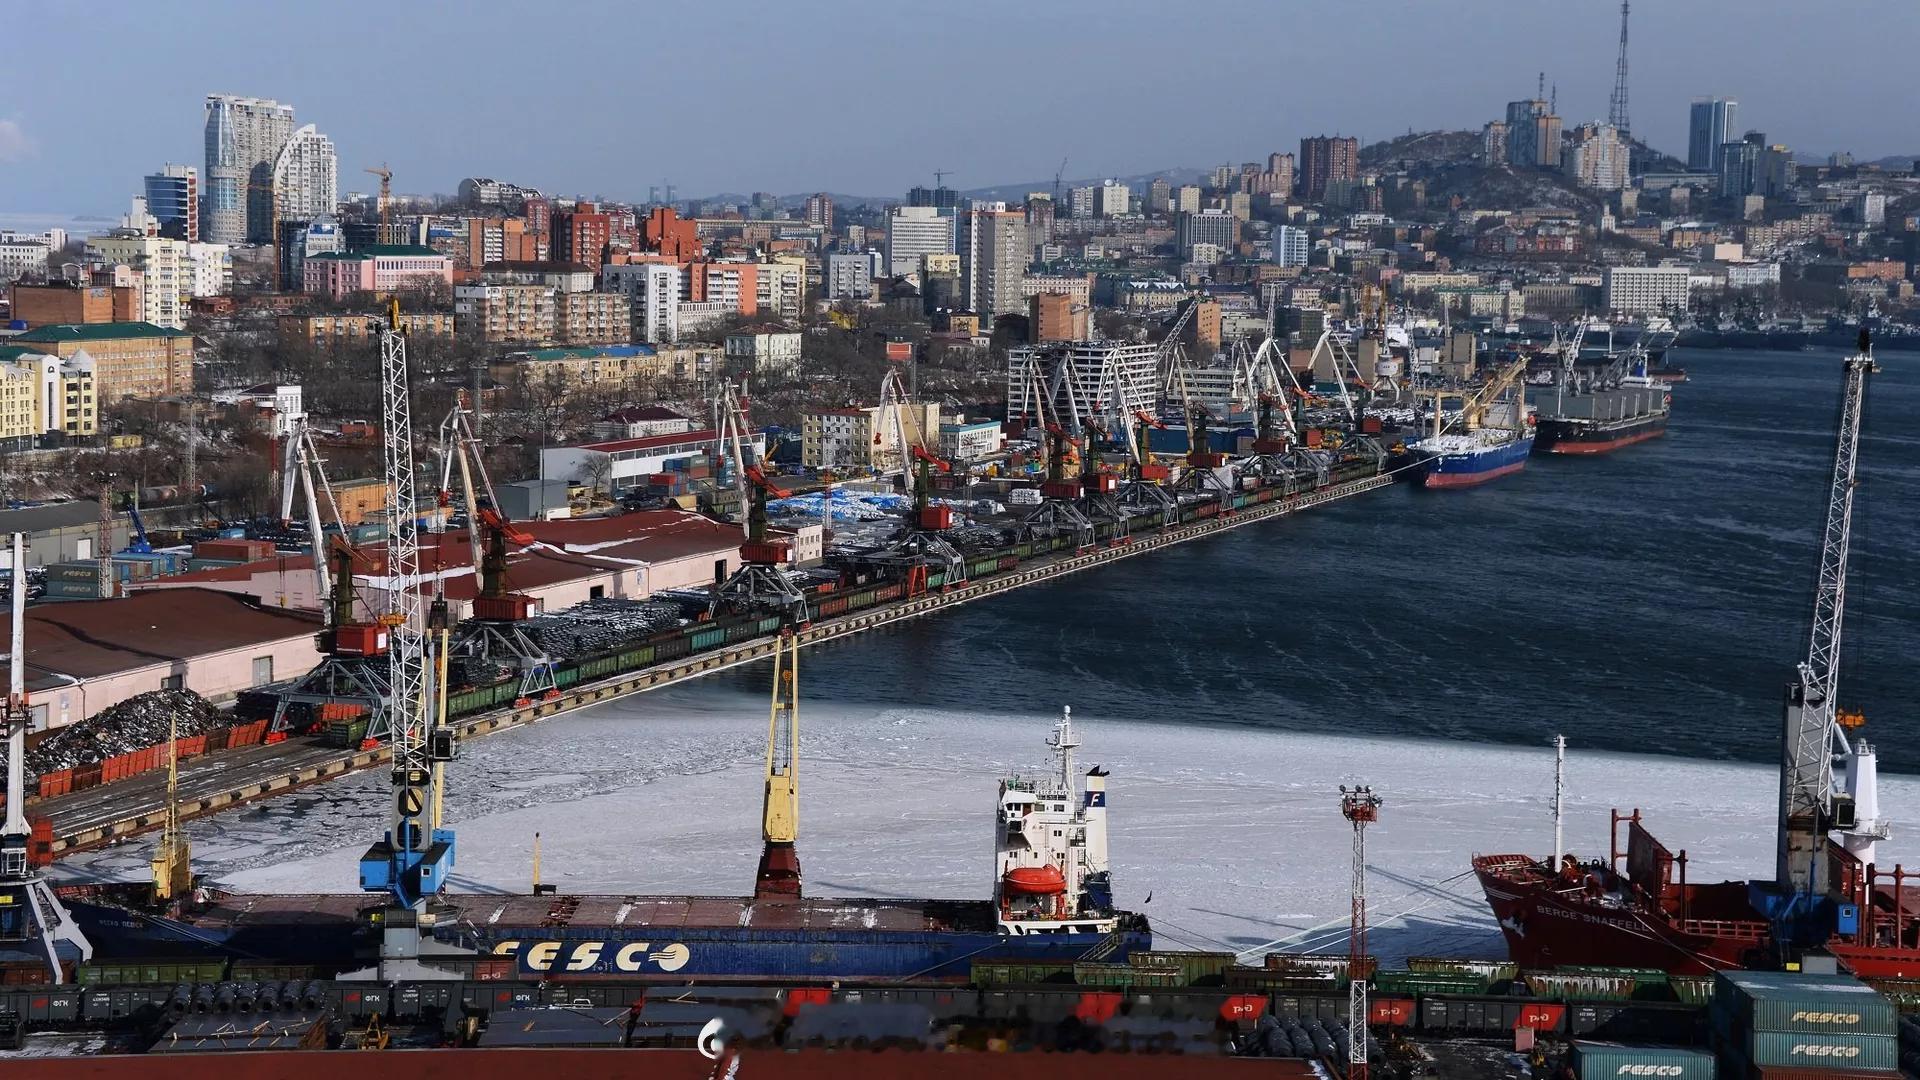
[994,707,1120,935]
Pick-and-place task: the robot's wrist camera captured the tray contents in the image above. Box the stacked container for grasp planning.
[1569,1041,1716,1079]
[1710,970,1899,1078]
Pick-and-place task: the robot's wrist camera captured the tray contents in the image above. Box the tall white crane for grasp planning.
[1775,334,1879,901]
[279,417,347,605]
[435,391,500,573]
[357,300,457,970]
[0,532,91,981]
[711,378,753,533]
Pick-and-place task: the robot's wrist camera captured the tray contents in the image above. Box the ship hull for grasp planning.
[61,888,1150,982]
[1413,434,1534,489]
[1533,413,1669,454]
[1473,857,1759,975]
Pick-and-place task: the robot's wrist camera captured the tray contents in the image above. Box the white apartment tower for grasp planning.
[958,202,1029,319]
[203,94,296,245]
[271,124,339,223]
[884,206,956,279]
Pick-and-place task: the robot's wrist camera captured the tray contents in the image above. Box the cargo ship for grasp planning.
[1475,337,1920,981]
[1529,346,1673,455]
[1409,355,1534,488]
[51,706,1148,982]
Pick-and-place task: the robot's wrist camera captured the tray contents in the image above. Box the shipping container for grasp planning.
[1733,1031,1897,1072]
[1712,970,1896,1036]
[1569,1041,1716,1080]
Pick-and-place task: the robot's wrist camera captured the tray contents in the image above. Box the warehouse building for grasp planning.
[131,509,753,620]
[1,589,323,732]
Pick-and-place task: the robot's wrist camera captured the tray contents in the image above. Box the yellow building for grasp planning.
[0,346,99,447]
[278,312,455,343]
[7,322,191,402]
[801,401,940,470]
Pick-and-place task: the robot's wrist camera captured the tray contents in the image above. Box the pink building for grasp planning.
[301,244,454,300]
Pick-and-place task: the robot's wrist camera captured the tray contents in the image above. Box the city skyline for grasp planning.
[4,0,1919,220]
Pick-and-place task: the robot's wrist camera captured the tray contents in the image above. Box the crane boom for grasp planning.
[1775,334,1877,898]
[755,631,802,899]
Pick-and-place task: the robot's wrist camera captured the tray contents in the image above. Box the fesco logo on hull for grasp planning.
[493,939,692,973]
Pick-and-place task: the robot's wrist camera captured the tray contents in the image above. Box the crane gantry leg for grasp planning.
[754,631,802,901]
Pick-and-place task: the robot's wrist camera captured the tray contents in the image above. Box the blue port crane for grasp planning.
[117,494,154,555]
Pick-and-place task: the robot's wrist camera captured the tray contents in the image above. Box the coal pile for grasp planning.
[1,689,227,780]
[519,598,685,661]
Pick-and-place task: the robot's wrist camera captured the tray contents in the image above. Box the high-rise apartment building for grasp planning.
[271,124,338,224]
[1719,132,1765,198]
[1566,123,1629,191]
[1298,136,1359,200]
[1096,181,1130,217]
[804,193,834,231]
[143,165,199,242]
[1174,209,1238,258]
[1173,185,1203,214]
[1687,97,1738,173]
[552,203,612,266]
[1272,224,1309,267]
[202,94,295,245]
[884,206,956,278]
[957,203,1029,319]
[1504,99,1562,169]
[600,262,684,343]
[907,185,961,209]
[824,251,874,299]
[1148,178,1172,214]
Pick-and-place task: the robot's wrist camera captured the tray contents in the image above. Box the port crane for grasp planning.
[1761,330,1881,948]
[1010,350,1094,550]
[357,299,460,975]
[0,533,92,983]
[1423,356,1530,440]
[860,369,967,595]
[754,631,802,900]
[433,391,501,572]
[711,459,809,626]
[711,378,753,527]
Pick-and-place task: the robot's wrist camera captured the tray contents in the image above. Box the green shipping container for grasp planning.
[1569,1042,1715,1080]
[689,627,726,651]
[1712,970,1897,1036]
[1738,1030,1896,1072]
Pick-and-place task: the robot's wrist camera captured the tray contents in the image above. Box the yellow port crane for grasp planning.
[754,631,801,900]
[365,165,393,229]
[1427,357,1531,439]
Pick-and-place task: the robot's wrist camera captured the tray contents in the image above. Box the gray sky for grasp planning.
[4,0,1916,219]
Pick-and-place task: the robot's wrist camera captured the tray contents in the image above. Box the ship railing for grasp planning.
[1674,917,1769,942]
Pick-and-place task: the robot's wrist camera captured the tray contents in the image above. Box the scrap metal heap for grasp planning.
[0,533,92,982]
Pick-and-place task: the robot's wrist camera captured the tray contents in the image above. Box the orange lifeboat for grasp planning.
[1002,865,1067,896]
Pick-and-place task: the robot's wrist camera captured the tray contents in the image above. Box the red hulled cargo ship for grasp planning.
[1477,336,1920,981]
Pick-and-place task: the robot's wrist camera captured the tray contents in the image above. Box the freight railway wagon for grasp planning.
[0,973,1711,1048]
[393,455,1389,727]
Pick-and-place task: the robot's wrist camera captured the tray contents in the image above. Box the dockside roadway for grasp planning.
[36,473,1393,858]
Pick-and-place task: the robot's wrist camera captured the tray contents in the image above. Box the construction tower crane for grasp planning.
[1761,331,1880,948]
[0,532,92,982]
[754,631,802,900]
[357,299,459,974]
[365,165,394,229]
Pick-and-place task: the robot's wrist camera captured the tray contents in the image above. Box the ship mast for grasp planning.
[1774,331,1877,911]
[1552,734,1565,870]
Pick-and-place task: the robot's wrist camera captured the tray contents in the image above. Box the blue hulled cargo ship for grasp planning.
[1410,430,1535,489]
[56,708,1150,981]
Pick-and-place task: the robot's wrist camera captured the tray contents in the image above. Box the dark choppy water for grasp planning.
[665,348,1920,771]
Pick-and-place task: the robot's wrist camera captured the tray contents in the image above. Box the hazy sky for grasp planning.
[4,0,1916,219]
